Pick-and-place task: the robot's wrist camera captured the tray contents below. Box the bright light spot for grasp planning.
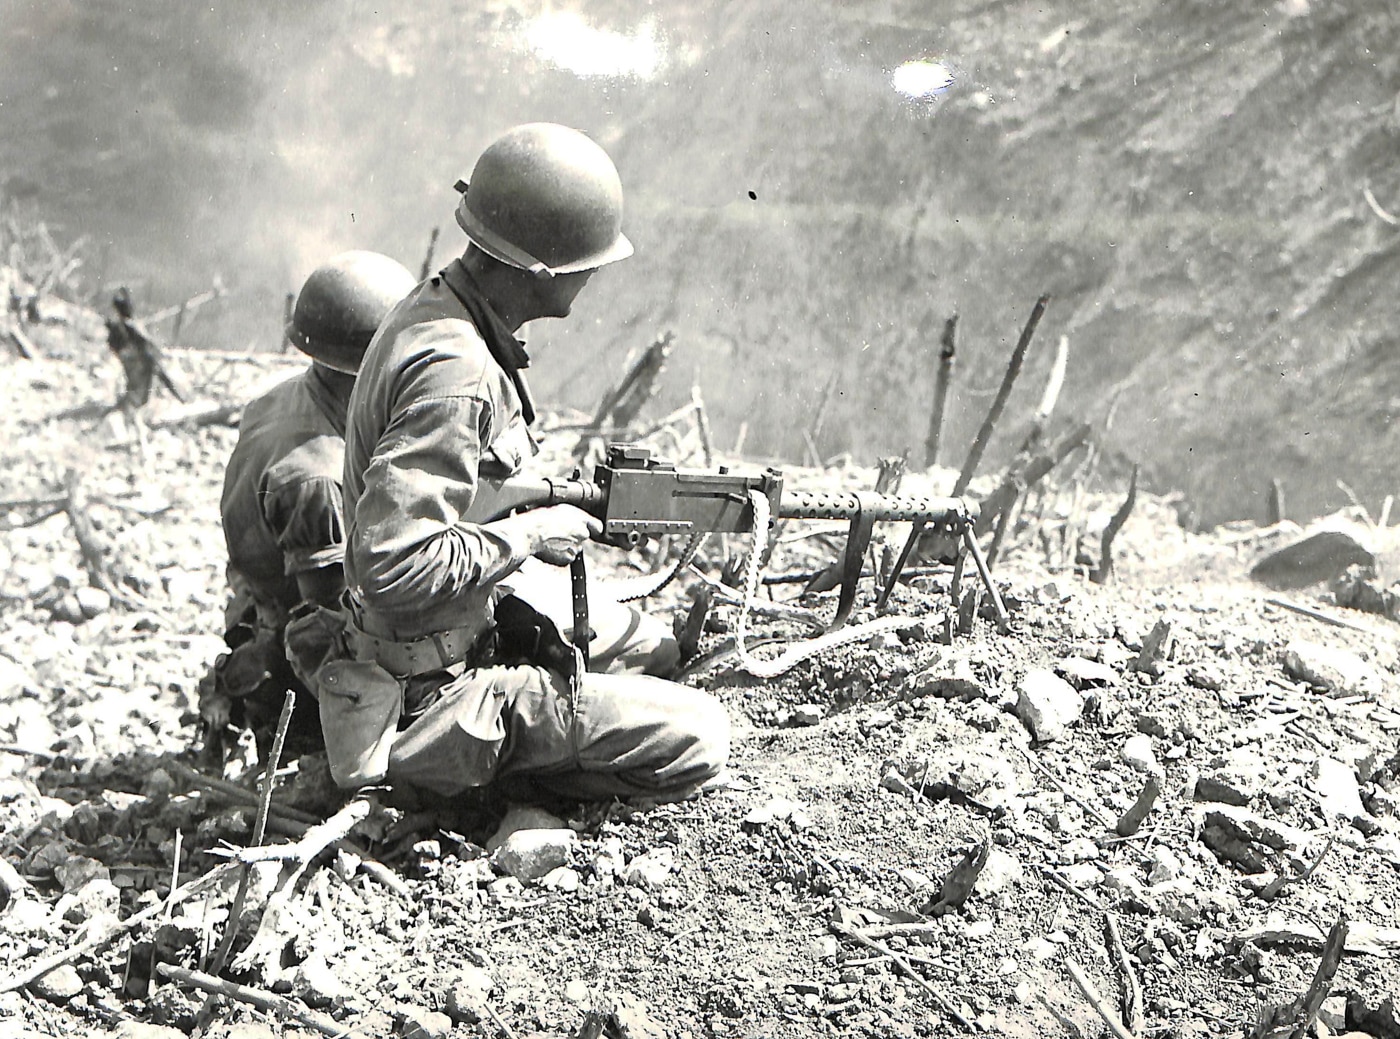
[891,60,955,100]
[524,12,664,79]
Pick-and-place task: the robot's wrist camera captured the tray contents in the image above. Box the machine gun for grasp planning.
[468,444,998,664]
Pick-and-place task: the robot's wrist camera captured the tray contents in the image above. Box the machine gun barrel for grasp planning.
[779,489,977,526]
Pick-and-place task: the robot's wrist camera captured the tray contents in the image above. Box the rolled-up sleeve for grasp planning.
[350,392,532,623]
[260,436,348,577]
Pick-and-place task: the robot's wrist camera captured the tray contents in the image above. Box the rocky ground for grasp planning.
[2,312,1400,1039]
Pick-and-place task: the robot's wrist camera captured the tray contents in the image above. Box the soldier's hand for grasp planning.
[525,505,603,566]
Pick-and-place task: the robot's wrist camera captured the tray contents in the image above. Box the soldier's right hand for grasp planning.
[522,505,603,566]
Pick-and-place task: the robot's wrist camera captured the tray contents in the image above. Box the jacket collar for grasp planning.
[438,259,536,424]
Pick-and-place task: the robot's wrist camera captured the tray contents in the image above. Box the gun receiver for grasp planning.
[469,444,978,629]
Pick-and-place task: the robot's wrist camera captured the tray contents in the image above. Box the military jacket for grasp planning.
[342,260,537,641]
[221,366,349,627]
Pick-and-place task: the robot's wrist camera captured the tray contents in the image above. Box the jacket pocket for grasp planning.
[316,659,403,789]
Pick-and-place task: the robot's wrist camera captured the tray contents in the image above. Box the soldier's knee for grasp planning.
[673,686,730,781]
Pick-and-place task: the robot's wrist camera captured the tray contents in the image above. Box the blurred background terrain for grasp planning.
[2,0,1397,526]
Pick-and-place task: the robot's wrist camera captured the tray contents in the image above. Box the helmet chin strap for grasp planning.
[453,185,556,278]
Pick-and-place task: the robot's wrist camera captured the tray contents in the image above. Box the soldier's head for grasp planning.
[453,123,631,323]
[286,251,416,374]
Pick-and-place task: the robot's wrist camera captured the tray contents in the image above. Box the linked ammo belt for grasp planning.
[346,620,488,678]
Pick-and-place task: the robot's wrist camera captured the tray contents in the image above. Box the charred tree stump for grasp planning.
[1092,465,1139,585]
[419,225,441,281]
[1267,478,1286,526]
[923,315,957,467]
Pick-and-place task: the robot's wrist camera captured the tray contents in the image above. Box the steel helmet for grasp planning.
[286,251,416,373]
[453,123,633,277]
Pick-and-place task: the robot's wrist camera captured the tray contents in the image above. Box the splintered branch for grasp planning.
[0,862,240,993]
[205,691,295,976]
[881,297,1051,607]
[973,422,1092,537]
[1092,464,1139,585]
[591,332,676,432]
[830,923,973,1029]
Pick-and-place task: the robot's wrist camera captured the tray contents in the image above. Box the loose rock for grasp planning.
[1015,669,1084,742]
[1250,528,1374,590]
[1282,639,1385,699]
[1121,733,1160,773]
[485,805,568,853]
[1199,805,1312,873]
[1311,758,1364,820]
[625,848,675,890]
[31,964,83,1003]
[445,964,496,1024]
[396,1005,453,1039]
[489,829,579,884]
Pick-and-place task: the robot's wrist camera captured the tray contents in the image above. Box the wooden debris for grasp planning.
[920,834,990,916]
[1257,836,1333,902]
[690,383,715,466]
[1065,958,1137,1039]
[1363,184,1400,225]
[829,923,973,1029]
[874,455,906,495]
[676,585,713,664]
[1092,465,1138,585]
[1018,745,1114,830]
[1130,619,1171,673]
[886,296,1050,597]
[206,691,295,976]
[145,400,242,429]
[973,421,1093,537]
[1264,596,1381,634]
[924,315,957,467]
[1115,775,1160,837]
[955,294,1050,496]
[1104,914,1145,1036]
[157,964,365,1039]
[1253,916,1348,1039]
[1041,867,1108,912]
[62,469,118,596]
[983,493,1016,571]
[1267,478,1286,525]
[0,861,240,993]
[586,331,676,438]
[806,372,839,464]
[146,285,225,326]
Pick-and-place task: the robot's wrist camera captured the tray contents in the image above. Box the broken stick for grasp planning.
[1065,958,1137,1039]
[206,691,295,976]
[830,923,973,1029]
[157,964,365,1039]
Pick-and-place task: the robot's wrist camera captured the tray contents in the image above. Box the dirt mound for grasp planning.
[3,337,1400,1037]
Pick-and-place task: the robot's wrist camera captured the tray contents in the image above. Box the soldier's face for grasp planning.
[533,269,595,318]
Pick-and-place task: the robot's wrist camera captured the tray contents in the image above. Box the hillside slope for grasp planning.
[2,0,1398,524]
